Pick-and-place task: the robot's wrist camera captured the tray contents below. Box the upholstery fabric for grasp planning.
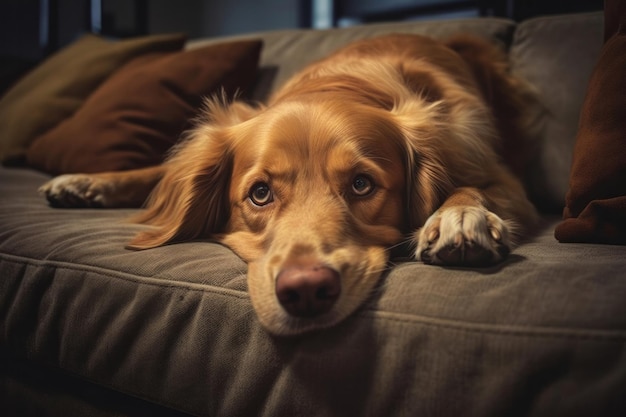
[0,33,187,164]
[554,1,626,243]
[509,13,603,211]
[192,14,604,212]
[188,17,517,102]
[1,166,625,416]
[26,40,263,175]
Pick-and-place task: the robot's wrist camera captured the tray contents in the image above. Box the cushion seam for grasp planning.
[2,252,624,341]
[363,310,626,342]
[0,251,248,299]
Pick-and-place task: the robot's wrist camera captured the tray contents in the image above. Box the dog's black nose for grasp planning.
[275,265,341,318]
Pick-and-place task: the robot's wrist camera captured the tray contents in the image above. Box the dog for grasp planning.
[40,34,539,336]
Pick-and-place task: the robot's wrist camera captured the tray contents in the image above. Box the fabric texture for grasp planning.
[555,1,626,243]
[1,166,626,417]
[509,13,604,212]
[0,33,187,165]
[26,39,262,175]
[189,17,517,102]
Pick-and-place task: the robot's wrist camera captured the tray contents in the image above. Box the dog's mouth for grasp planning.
[247,245,389,336]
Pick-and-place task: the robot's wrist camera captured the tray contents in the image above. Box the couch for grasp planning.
[2,9,625,417]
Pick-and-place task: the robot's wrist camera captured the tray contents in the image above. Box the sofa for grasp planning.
[2,8,626,417]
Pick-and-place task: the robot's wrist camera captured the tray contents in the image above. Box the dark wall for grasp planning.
[0,0,304,61]
[0,0,43,61]
[0,0,605,63]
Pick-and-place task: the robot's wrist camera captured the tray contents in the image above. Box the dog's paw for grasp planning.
[39,174,110,208]
[415,206,512,266]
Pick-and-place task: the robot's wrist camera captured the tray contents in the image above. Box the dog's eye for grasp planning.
[249,182,273,206]
[351,175,374,196]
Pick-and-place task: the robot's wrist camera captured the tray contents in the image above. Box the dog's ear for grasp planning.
[127,99,259,249]
[391,98,453,230]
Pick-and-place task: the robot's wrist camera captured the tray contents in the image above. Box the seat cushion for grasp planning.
[1,166,625,416]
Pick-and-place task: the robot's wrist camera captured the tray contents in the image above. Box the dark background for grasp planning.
[0,0,604,94]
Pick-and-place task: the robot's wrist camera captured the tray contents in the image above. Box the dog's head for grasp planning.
[128,75,459,335]
[126,34,522,335]
[222,98,412,334]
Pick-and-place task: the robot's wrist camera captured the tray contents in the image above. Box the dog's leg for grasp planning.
[39,165,165,208]
[415,180,536,266]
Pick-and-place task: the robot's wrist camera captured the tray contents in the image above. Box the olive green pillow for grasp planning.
[0,32,187,164]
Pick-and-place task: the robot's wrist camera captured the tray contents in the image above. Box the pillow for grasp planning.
[554,1,626,244]
[26,39,263,174]
[0,33,187,164]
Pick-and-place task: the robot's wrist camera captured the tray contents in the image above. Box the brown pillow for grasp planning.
[26,39,263,174]
[0,33,187,164]
[554,1,626,244]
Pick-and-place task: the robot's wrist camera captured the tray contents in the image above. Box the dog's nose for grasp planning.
[275,265,341,318]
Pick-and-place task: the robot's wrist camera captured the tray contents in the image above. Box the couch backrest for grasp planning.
[510,12,603,211]
[188,12,603,213]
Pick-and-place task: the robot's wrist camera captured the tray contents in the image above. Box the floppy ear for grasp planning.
[392,54,506,230]
[391,96,454,230]
[444,35,542,179]
[384,60,455,229]
[127,99,258,249]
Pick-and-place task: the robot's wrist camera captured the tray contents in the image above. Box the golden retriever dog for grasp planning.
[40,34,538,335]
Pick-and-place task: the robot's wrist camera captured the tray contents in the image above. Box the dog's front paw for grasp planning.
[416,206,512,266]
[39,174,110,208]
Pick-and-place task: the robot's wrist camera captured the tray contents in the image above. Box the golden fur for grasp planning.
[41,34,538,335]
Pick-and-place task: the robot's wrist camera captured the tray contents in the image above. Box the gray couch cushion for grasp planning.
[190,13,606,212]
[510,12,604,211]
[2,164,625,417]
[190,17,517,100]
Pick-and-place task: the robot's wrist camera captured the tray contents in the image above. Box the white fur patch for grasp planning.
[416,206,512,266]
[39,174,110,207]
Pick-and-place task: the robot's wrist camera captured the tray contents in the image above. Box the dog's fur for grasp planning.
[41,34,538,335]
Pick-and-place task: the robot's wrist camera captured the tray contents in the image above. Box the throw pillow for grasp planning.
[554,0,626,244]
[26,39,263,174]
[0,32,187,164]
